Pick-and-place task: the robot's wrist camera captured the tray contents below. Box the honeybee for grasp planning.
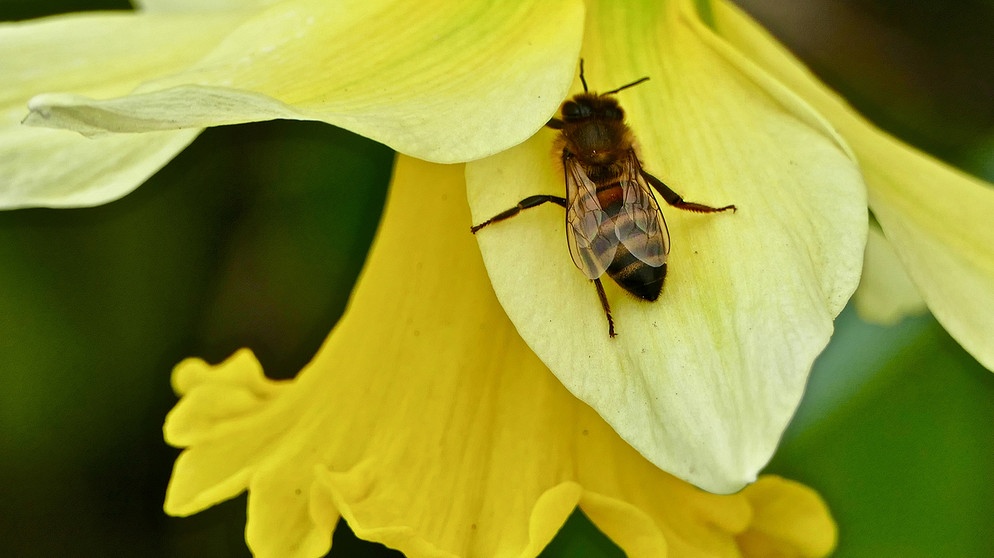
[471,61,736,337]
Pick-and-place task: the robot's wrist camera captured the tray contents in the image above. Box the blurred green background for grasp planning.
[1,1,992,556]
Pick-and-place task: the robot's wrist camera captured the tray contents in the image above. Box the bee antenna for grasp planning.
[579,58,588,93]
[604,76,650,96]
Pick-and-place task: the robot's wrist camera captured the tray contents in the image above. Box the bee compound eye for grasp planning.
[562,101,581,119]
[604,107,623,120]
[562,101,593,121]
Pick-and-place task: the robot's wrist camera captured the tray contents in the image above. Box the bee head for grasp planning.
[560,94,625,123]
[559,61,648,124]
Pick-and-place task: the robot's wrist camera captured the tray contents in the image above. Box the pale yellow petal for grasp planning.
[0,11,248,207]
[0,12,247,105]
[858,137,994,370]
[26,0,585,164]
[854,225,928,325]
[135,0,278,12]
[709,0,994,370]
[0,126,198,208]
[467,0,866,493]
[165,156,831,557]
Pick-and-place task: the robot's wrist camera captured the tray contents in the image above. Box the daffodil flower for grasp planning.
[4,0,993,555]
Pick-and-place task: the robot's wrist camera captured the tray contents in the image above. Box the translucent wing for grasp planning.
[565,157,618,279]
[615,150,669,267]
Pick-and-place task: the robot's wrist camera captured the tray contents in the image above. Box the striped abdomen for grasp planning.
[594,172,667,301]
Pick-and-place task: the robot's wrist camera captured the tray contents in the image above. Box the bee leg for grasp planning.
[546,118,564,130]
[593,277,617,338]
[470,195,567,233]
[641,168,737,214]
